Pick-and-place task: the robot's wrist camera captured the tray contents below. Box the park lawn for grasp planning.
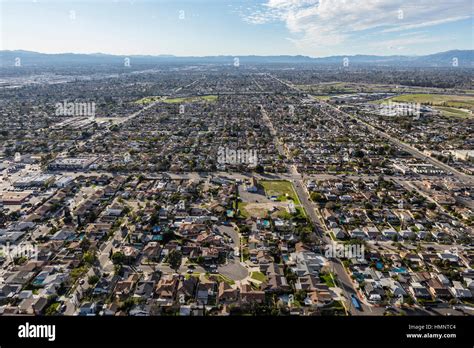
[163,95,218,104]
[383,94,474,110]
[260,180,300,204]
[250,271,267,283]
[201,95,218,102]
[297,82,357,93]
[311,95,333,101]
[134,96,162,105]
[371,93,474,118]
[237,201,249,218]
[434,106,472,118]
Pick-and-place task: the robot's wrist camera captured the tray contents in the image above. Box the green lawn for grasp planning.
[277,206,307,220]
[237,201,249,218]
[135,95,218,105]
[374,93,472,110]
[206,273,235,285]
[386,93,473,108]
[163,95,218,104]
[184,273,202,280]
[312,95,335,101]
[260,180,301,204]
[297,82,358,93]
[134,96,162,105]
[434,106,472,118]
[320,273,336,288]
[250,271,267,283]
[372,93,473,118]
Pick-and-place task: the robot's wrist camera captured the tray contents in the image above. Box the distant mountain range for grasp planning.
[0,49,472,67]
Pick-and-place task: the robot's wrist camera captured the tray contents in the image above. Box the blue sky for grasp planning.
[1,0,472,57]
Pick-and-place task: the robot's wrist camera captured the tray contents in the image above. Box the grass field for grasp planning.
[237,201,250,218]
[298,82,358,94]
[277,206,306,219]
[238,180,306,219]
[134,96,162,105]
[163,95,218,104]
[435,106,472,118]
[311,95,333,101]
[260,180,301,204]
[299,82,474,96]
[134,95,218,105]
[375,93,474,118]
[386,94,474,109]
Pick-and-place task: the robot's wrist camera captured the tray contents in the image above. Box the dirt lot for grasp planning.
[242,202,288,218]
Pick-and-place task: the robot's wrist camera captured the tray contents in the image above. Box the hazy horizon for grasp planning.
[2,48,472,58]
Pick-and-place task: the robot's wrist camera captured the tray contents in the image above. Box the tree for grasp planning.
[112,251,125,265]
[88,275,99,285]
[405,296,415,306]
[168,250,182,272]
[353,149,365,158]
[294,290,307,303]
[310,192,326,203]
[83,251,96,265]
[255,164,264,174]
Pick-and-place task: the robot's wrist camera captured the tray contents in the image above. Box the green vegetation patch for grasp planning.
[260,180,300,204]
[206,274,235,285]
[320,273,336,288]
[387,93,473,109]
[372,93,473,118]
[134,96,162,105]
[434,106,472,118]
[163,95,218,104]
[237,201,249,218]
[250,271,267,283]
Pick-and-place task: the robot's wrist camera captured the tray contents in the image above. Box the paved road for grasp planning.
[263,76,410,315]
[259,92,378,315]
[329,258,385,315]
[260,104,288,158]
[292,178,324,239]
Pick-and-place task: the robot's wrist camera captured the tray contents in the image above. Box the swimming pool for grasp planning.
[392,267,407,273]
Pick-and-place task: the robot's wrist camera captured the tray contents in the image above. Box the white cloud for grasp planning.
[382,15,472,33]
[242,0,472,51]
[376,34,442,51]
